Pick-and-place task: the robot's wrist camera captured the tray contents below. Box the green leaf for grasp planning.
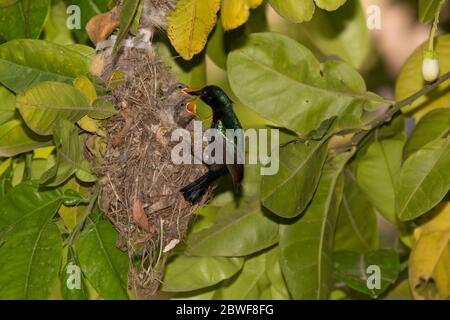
[334,169,378,253]
[265,246,290,299]
[88,99,117,120]
[16,81,91,135]
[206,23,227,70]
[268,0,346,23]
[228,33,383,135]
[0,182,63,299]
[403,108,450,159]
[0,0,51,40]
[40,120,84,186]
[261,140,329,218]
[298,0,369,69]
[395,35,450,120]
[77,218,129,300]
[214,250,272,300]
[75,160,96,183]
[418,0,444,23]
[0,85,15,125]
[0,39,92,93]
[334,249,400,298]
[0,161,13,197]
[0,1,19,8]
[113,0,140,55]
[186,197,278,256]
[162,256,244,292]
[356,139,404,223]
[61,247,88,300]
[279,151,352,299]
[396,137,450,221]
[44,0,74,45]
[268,0,315,23]
[0,119,52,157]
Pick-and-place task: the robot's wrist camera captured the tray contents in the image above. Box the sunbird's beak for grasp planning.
[182,87,202,96]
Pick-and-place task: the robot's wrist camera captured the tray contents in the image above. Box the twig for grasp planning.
[336,70,450,152]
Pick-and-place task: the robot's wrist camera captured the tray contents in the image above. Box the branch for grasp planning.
[335,70,450,152]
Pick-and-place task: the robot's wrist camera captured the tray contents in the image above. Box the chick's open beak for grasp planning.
[186,100,197,114]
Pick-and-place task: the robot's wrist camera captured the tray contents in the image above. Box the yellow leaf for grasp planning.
[246,0,263,8]
[107,70,125,91]
[409,202,450,300]
[78,116,100,134]
[0,157,11,176]
[33,146,55,159]
[59,178,89,231]
[396,35,450,121]
[73,76,97,105]
[167,0,220,60]
[221,0,263,31]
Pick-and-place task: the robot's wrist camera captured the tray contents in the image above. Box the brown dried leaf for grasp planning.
[132,199,153,233]
[86,6,120,45]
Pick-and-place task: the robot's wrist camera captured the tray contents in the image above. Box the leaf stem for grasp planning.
[427,0,446,51]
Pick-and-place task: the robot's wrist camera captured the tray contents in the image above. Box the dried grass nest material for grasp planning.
[95,45,209,295]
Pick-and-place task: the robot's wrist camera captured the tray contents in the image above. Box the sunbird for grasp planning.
[180,85,244,204]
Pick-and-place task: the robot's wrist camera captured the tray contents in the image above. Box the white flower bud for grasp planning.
[422,51,440,82]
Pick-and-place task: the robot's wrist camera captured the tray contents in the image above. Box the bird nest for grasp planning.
[93,44,208,295]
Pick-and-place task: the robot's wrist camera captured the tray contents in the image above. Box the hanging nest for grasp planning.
[88,0,209,296]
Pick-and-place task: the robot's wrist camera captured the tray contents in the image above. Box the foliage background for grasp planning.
[0,0,449,300]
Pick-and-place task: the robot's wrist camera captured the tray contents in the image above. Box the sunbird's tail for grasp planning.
[180,169,227,204]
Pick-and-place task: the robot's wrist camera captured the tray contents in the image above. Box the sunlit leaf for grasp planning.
[0,119,52,157]
[0,40,92,93]
[16,81,90,135]
[0,85,15,125]
[409,202,450,300]
[167,0,221,60]
[395,35,450,120]
[268,0,346,23]
[221,0,263,31]
[228,33,384,135]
